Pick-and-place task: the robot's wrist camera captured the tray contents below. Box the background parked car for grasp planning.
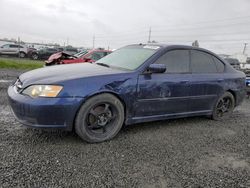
[45,49,112,66]
[246,74,250,97]
[26,47,37,58]
[224,58,241,70]
[0,44,28,58]
[31,47,60,60]
[56,46,78,55]
[63,47,78,55]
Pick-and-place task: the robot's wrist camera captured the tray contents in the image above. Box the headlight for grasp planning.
[22,85,63,98]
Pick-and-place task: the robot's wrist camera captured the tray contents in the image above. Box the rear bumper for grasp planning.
[8,85,84,131]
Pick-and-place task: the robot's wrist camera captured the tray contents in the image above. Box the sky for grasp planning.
[0,0,250,55]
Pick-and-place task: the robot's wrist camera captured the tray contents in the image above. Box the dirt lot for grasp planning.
[0,69,250,188]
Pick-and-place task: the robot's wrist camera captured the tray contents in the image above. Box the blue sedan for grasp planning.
[8,44,246,142]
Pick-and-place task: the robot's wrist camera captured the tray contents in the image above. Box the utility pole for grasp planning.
[243,43,248,54]
[92,35,95,49]
[148,27,151,43]
[66,37,69,46]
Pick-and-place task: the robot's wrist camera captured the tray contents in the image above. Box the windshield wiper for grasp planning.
[96,62,110,68]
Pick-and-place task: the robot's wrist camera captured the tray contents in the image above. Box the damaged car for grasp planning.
[8,44,246,143]
[45,49,112,66]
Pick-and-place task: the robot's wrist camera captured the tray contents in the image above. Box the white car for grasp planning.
[0,44,28,58]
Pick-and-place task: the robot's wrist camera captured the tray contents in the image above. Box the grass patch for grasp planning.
[0,57,44,70]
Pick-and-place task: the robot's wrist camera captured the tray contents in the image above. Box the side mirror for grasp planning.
[146,64,166,74]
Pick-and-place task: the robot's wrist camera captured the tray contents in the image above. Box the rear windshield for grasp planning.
[74,50,88,57]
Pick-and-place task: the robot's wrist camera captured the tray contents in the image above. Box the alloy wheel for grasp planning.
[86,103,117,134]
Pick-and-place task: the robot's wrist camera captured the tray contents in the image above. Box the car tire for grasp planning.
[75,93,124,143]
[19,52,26,58]
[31,53,39,60]
[211,92,235,120]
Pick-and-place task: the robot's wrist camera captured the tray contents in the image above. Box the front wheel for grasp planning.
[75,93,124,143]
[212,92,235,120]
[19,52,26,58]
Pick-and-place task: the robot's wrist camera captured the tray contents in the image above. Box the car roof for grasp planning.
[126,43,220,56]
[126,43,210,51]
[125,43,227,65]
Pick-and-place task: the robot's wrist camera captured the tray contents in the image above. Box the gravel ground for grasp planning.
[0,69,250,188]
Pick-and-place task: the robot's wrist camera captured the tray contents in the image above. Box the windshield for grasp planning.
[96,45,159,70]
[74,50,88,58]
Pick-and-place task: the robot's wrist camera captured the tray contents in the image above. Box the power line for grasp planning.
[152,21,250,33]
[94,21,250,40]
[151,16,250,29]
[94,15,250,38]
[152,30,250,39]
[155,38,249,44]
[95,15,250,37]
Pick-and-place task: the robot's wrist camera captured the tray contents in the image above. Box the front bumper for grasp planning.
[8,85,84,131]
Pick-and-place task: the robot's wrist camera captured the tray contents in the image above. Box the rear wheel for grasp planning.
[31,53,38,60]
[212,92,235,120]
[75,93,124,143]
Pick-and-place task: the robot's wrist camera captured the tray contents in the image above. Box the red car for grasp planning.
[45,49,112,66]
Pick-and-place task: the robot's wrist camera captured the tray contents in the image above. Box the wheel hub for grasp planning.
[97,113,109,126]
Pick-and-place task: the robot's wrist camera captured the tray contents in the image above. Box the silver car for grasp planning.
[0,44,28,58]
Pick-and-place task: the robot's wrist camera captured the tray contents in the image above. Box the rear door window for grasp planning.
[48,48,57,52]
[191,50,218,73]
[212,57,225,72]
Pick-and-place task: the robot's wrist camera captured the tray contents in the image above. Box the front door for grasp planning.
[134,49,191,117]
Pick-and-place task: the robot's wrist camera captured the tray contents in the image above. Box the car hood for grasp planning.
[19,63,125,87]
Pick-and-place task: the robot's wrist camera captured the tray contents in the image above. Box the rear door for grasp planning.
[135,49,191,117]
[189,50,225,112]
[9,44,19,54]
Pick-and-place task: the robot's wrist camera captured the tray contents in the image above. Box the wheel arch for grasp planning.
[226,89,237,106]
[72,91,127,131]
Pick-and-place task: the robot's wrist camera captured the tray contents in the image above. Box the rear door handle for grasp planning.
[217,79,223,82]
